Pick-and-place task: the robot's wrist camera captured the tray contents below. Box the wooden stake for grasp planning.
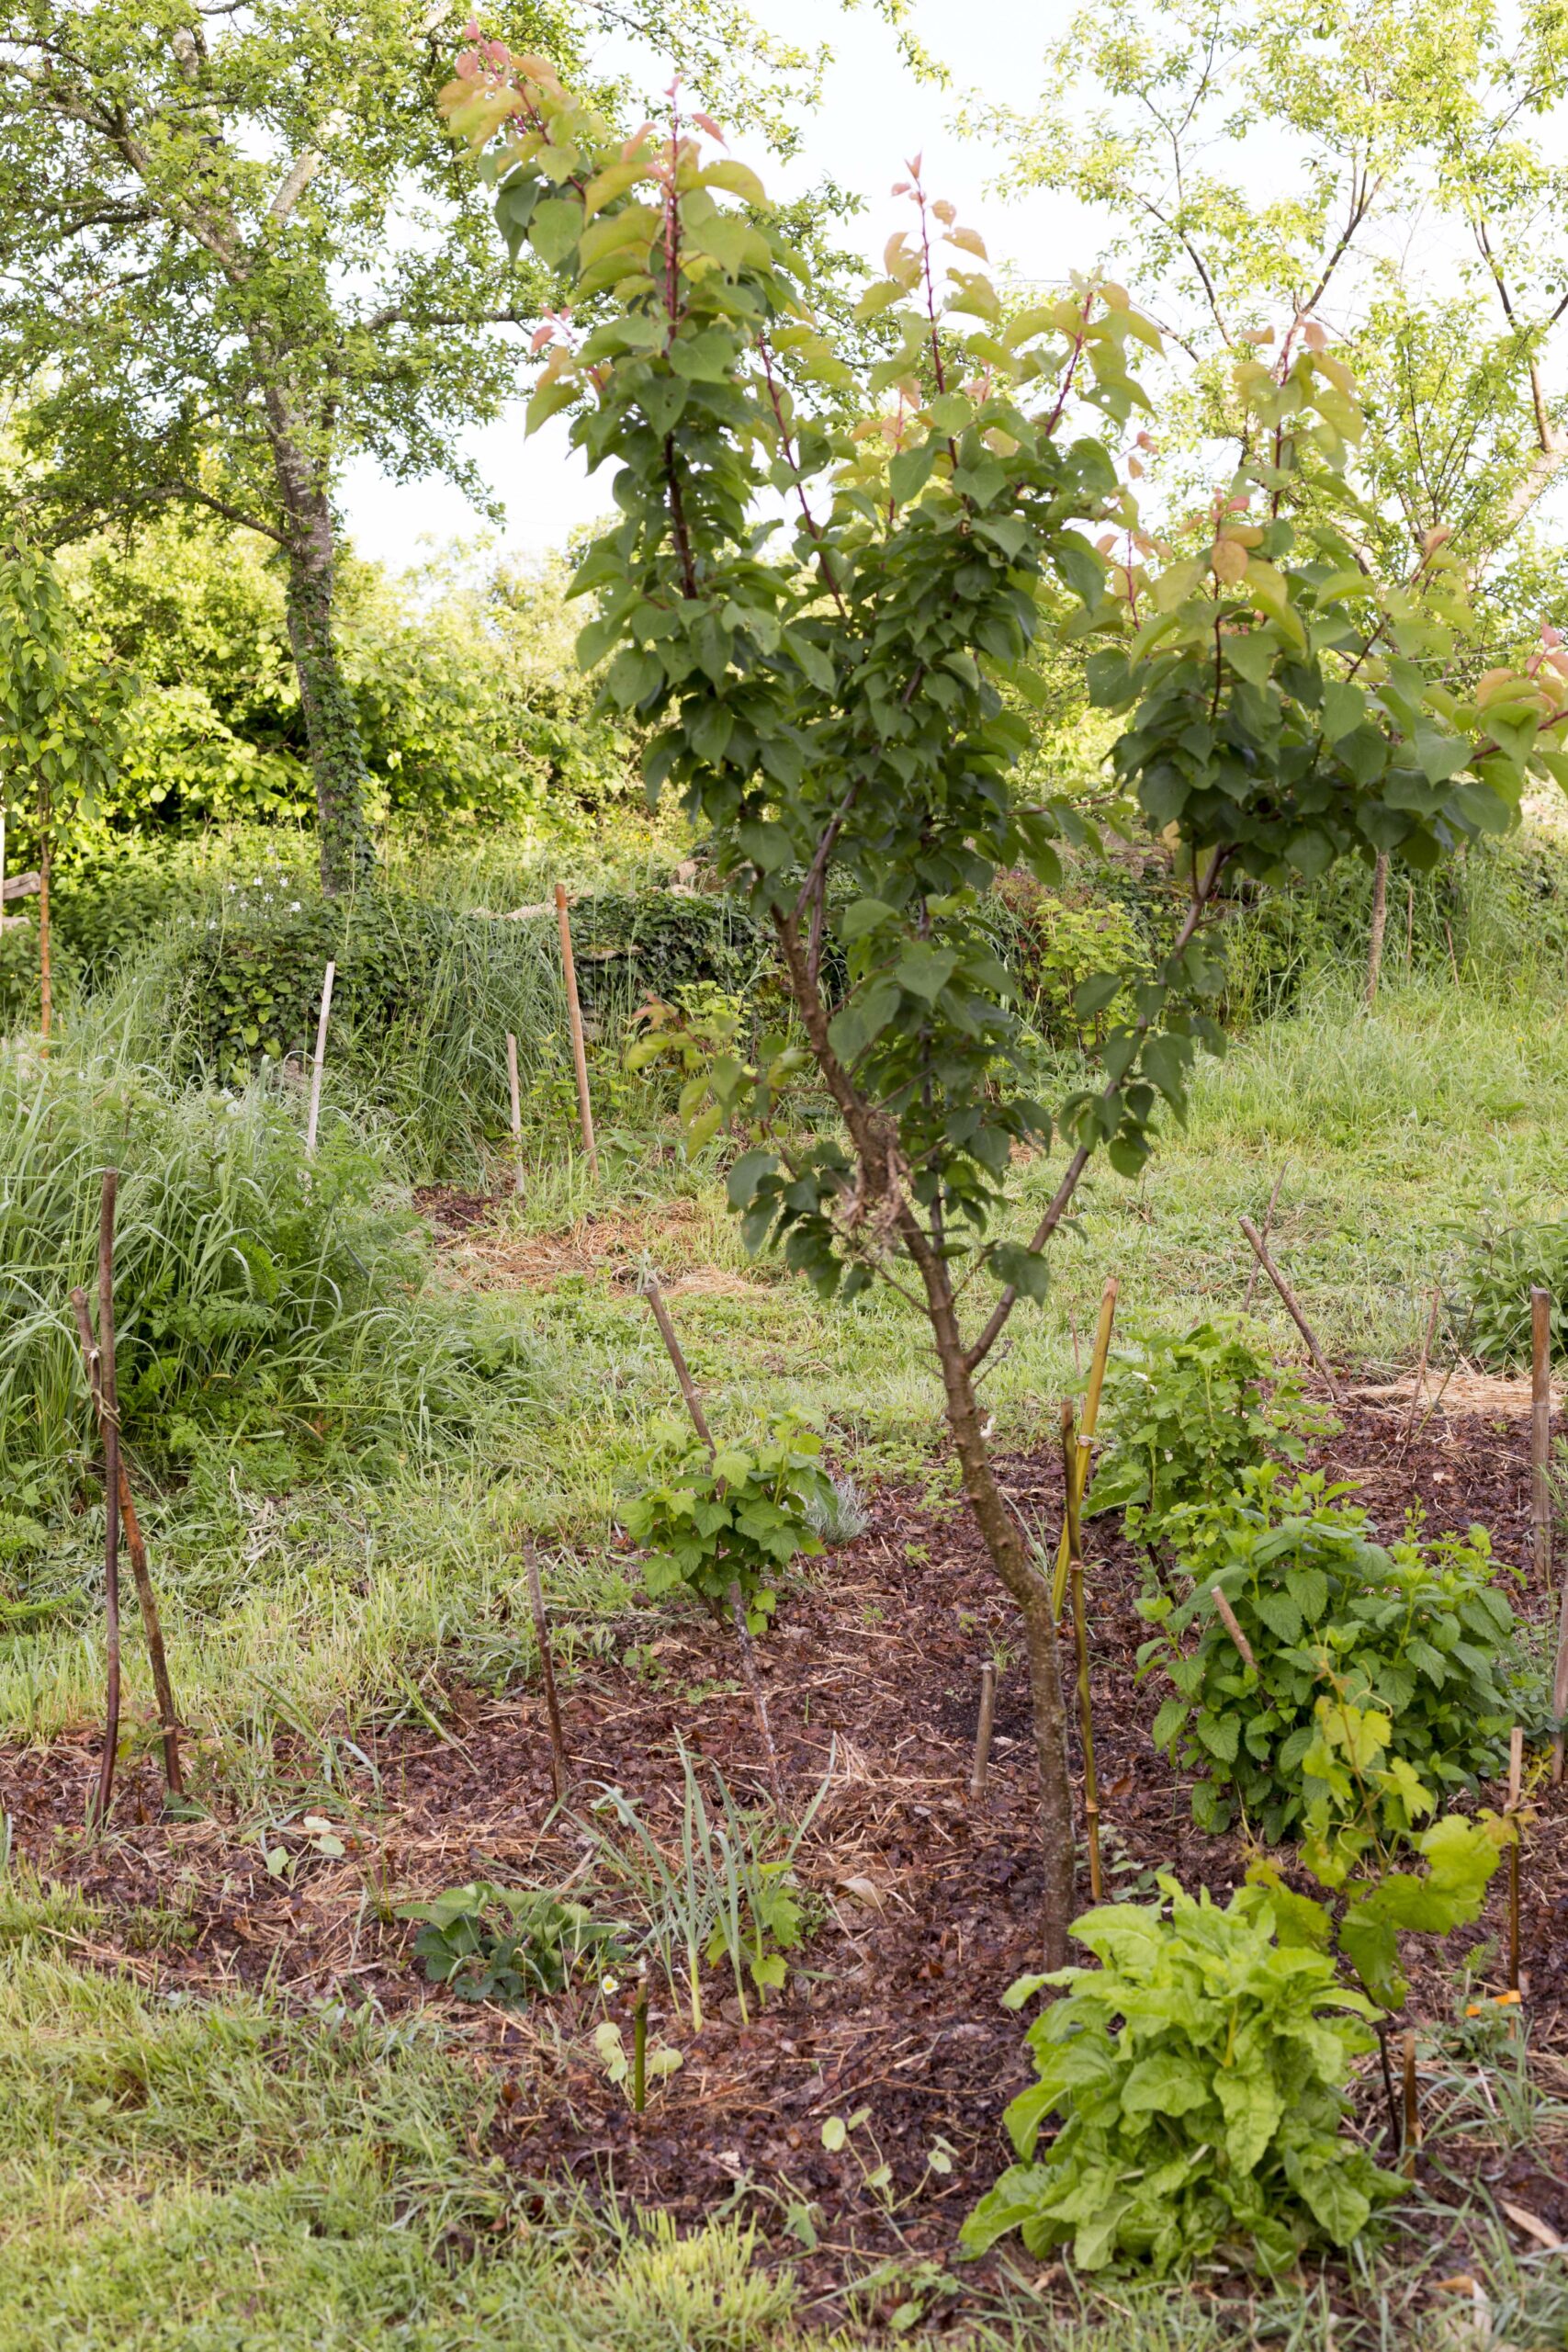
[637,1272,780,1800]
[1507,1724,1523,1996]
[632,1974,649,2114]
[1061,1403,1101,1905]
[71,1287,182,1800]
[92,1170,121,1828]
[970,1661,997,1803]
[1051,1274,1120,1620]
[1210,1584,1258,1672]
[1530,1286,1552,1584]
[525,1539,569,1802]
[1401,2029,1420,2176]
[1242,1167,1288,1314]
[1398,1284,1442,1463]
[505,1031,525,1200]
[555,884,599,1182]
[38,823,51,1053]
[1238,1216,1340,1405]
[1404,878,1415,972]
[305,959,335,1160]
[1553,1537,1568,1784]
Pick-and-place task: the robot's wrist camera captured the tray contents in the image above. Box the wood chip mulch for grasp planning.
[3,1396,1566,2321]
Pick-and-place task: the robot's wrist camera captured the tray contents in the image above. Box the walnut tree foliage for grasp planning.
[440,47,1562,1959]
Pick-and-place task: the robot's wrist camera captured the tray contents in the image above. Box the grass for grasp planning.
[6,939,1568,2346]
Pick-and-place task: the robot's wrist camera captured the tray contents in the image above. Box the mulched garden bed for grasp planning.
[4,1395,1566,2324]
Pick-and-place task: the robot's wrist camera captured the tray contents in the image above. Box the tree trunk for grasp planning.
[921,1258,1077,1967]
[283,538,372,897]
[1365,851,1389,1008]
[37,820,51,1050]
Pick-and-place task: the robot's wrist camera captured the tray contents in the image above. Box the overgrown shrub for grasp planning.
[1089,1317,1326,1552]
[962,1883,1397,2275]
[1450,1212,1568,1366]
[622,1419,832,1631]
[1138,1467,1529,1838]
[988,875,1150,1051]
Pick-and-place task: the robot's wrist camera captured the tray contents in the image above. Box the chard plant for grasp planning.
[440,47,1563,1960]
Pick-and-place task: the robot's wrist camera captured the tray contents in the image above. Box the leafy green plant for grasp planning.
[1448,1212,1568,1367]
[582,1741,828,2025]
[1247,1697,1511,2009]
[961,1882,1398,2276]
[397,1883,627,2006]
[1139,1467,1529,1838]
[1089,1316,1327,1550]
[622,1417,832,1631]
[592,2012,684,2105]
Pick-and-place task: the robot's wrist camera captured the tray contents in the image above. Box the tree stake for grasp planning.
[91,1170,121,1827]
[555,884,599,1181]
[305,958,335,1159]
[1238,1216,1340,1404]
[1530,1286,1551,1584]
[1061,1403,1102,1904]
[970,1660,997,1803]
[505,1030,525,1199]
[1051,1273,1119,1621]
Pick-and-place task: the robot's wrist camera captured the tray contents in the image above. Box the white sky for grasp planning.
[338,0,1092,571]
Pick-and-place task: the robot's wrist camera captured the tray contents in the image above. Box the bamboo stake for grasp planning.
[1238,1216,1340,1405]
[92,1171,121,1828]
[637,1271,781,1800]
[1051,1274,1120,1620]
[1507,1724,1523,1996]
[1210,1585,1258,1672]
[304,959,335,1159]
[970,1662,997,1803]
[505,1032,525,1199]
[525,1538,569,1802]
[1530,1287,1552,1584]
[555,884,599,1182]
[1061,1402,1101,1904]
[1401,2029,1420,2176]
[1242,1167,1288,1313]
[71,1287,182,1799]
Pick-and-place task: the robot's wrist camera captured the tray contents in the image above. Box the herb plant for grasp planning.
[1247,1698,1511,2009]
[397,1883,626,2005]
[442,47,1558,1963]
[962,1882,1397,2275]
[1139,1468,1528,1838]
[622,1415,832,1631]
[1088,1316,1325,1551]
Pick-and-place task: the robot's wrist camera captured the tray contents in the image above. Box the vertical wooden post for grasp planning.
[1507,1724,1523,1996]
[92,1170,121,1827]
[1530,1286,1551,1584]
[970,1661,996,1803]
[71,1287,182,1799]
[505,1031,525,1199]
[1051,1273,1119,1620]
[1401,2029,1420,2177]
[305,959,335,1160]
[1553,1555,1568,1783]
[1061,1403,1102,1903]
[555,884,599,1181]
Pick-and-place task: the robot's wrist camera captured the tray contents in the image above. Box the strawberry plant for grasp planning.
[622,1415,832,1631]
[1138,1467,1529,1838]
[961,1882,1397,2275]
[1089,1316,1327,1551]
[1247,1697,1512,2009]
[397,1883,627,2005]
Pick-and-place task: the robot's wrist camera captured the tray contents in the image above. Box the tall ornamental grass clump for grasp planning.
[0,1036,479,1502]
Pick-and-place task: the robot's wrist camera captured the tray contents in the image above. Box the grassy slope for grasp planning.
[4,970,1567,2346]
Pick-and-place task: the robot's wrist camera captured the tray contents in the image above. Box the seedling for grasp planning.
[821,2109,957,2214]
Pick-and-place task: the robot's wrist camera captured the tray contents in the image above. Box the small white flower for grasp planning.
[289,900,302,912]
[600,1972,619,1997]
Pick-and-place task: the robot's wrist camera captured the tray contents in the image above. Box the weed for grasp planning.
[398,1883,627,2005]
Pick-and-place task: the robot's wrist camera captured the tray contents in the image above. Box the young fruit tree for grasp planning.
[441,51,1565,1962]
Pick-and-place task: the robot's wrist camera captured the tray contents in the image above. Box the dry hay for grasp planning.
[1353,1364,1562,1418]
[416,1192,761,1297]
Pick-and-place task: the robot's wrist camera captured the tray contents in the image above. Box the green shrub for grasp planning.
[961,1883,1397,2276]
[621,1419,832,1632]
[1089,1316,1327,1551]
[1449,1211,1568,1366]
[1138,1466,1529,1839]
[989,876,1150,1051]
[1247,1697,1510,2010]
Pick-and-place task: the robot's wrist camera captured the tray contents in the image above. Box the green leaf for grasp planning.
[529,197,584,266]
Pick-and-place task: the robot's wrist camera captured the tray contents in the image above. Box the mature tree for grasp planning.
[971,0,1568,584]
[439,52,1560,1958]
[0,1,825,889]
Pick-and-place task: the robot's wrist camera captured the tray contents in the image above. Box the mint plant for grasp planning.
[962,1883,1398,2275]
[622,1415,831,1631]
[1139,1468,1528,1838]
[1247,1697,1512,2009]
[442,48,1560,1959]
[1088,1316,1326,1551]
